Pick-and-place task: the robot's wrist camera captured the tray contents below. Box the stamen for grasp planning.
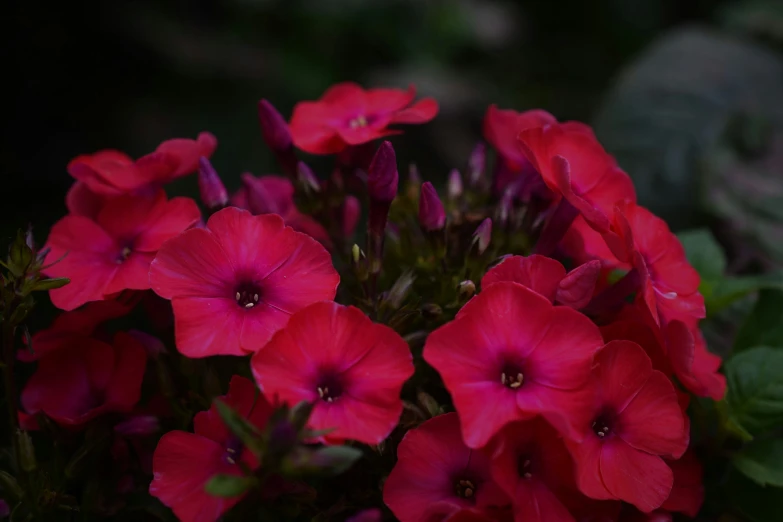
[523,472,532,479]
[244,302,254,308]
[455,479,476,499]
[236,292,241,300]
[501,372,507,385]
[509,373,524,388]
[253,294,259,302]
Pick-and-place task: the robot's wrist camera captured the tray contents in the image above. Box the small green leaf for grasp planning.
[733,439,783,487]
[0,471,24,501]
[310,445,363,475]
[725,346,783,436]
[8,230,33,276]
[679,229,726,279]
[734,289,783,352]
[214,400,263,456]
[30,277,70,292]
[204,474,257,497]
[708,272,783,315]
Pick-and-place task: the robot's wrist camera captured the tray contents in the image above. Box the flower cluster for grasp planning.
[14,82,724,522]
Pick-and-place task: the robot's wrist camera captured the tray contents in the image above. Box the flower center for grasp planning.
[454,479,476,499]
[235,283,261,309]
[115,245,132,264]
[592,414,613,439]
[517,455,533,479]
[500,362,525,389]
[223,436,243,465]
[316,374,344,403]
[349,115,368,129]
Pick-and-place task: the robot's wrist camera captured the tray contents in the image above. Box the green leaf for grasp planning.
[204,474,257,497]
[734,289,783,352]
[310,445,363,475]
[733,439,783,487]
[214,400,263,456]
[30,277,70,292]
[725,468,783,522]
[8,230,33,277]
[725,346,783,436]
[708,271,783,316]
[679,229,726,279]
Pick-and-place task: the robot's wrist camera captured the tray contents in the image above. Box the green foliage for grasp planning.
[734,289,783,352]
[724,346,783,437]
[205,474,259,498]
[733,439,783,487]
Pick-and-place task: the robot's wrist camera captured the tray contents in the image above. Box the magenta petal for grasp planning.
[172,297,246,357]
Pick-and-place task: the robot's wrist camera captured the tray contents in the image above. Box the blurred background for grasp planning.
[4,0,783,268]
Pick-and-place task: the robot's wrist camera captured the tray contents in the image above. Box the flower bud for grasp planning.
[296,161,320,194]
[114,416,159,437]
[447,169,463,199]
[351,244,362,264]
[418,182,446,231]
[342,196,361,238]
[458,280,476,300]
[197,157,229,210]
[468,143,486,187]
[258,99,297,177]
[472,218,492,255]
[367,141,399,203]
[421,303,442,319]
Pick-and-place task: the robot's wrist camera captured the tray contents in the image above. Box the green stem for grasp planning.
[2,322,23,478]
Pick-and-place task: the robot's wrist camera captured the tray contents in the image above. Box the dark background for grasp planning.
[5,0,783,267]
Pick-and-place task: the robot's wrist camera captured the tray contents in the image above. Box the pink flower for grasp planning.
[231,173,332,247]
[289,83,438,154]
[43,191,201,311]
[419,182,447,231]
[383,413,509,522]
[150,376,273,522]
[661,450,704,517]
[21,332,147,426]
[565,341,687,513]
[251,301,413,444]
[485,419,577,522]
[665,321,726,401]
[483,106,556,173]
[423,282,604,448]
[149,207,339,357]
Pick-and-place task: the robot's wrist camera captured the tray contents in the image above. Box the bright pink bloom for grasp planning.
[383,413,508,522]
[21,332,147,426]
[424,282,604,448]
[20,299,134,362]
[518,123,635,231]
[661,450,704,517]
[150,376,273,522]
[251,302,413,444]
[666,321,726,401]
[565,341,687,513]
[43,191,201,311]
[149,207,339,357]
[483,106,555,173]
[603,202,704,325]
[482,255,600,309]
[231,173,332,247]
[289,83,438,154]
[68,132,217,196]
[485,419,576,522]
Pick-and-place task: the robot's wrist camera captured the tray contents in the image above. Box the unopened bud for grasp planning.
[197,157,229,209]
[418,182,446,231]
[367,141,399,203]
[296,161,320,194]
[388,271,415,309]
[342,196,361,238]
[447,169,463,199]
[468,143,486,187]
[417,391,441,418]
[472,218,492,254]
[17,430,36,472]
[458,280,476,300]
[258,99,292,151]
[114,415,159,437]
[351,244,362,264]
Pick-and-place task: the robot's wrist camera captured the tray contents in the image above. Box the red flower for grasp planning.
[19,299,134,362]
[661,450,704,517]
[483,106,556,173]
[68,133,217,196]
[43,191,201,311]
[251,302,413,444]
[565,341,687,513]
[231,173,332,247]
[383,413,509,522]
[21,332,147,426]
[603,202,704,326]
[482,255,601,309]
[666,321,726,401]
[518,123,636,232]
[150,376,273,522]
[484,419,576,522]
[423,282,604,448]
[149,207,339,357]
[289,83,438,154]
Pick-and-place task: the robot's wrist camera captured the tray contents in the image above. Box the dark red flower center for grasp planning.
[316,374,344,403]
[235,283,262,309]
[454,478,476,499]
[592,413,614,439]
[223,436,243,465]
[517,454,533,479]
[500,362,525,390]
